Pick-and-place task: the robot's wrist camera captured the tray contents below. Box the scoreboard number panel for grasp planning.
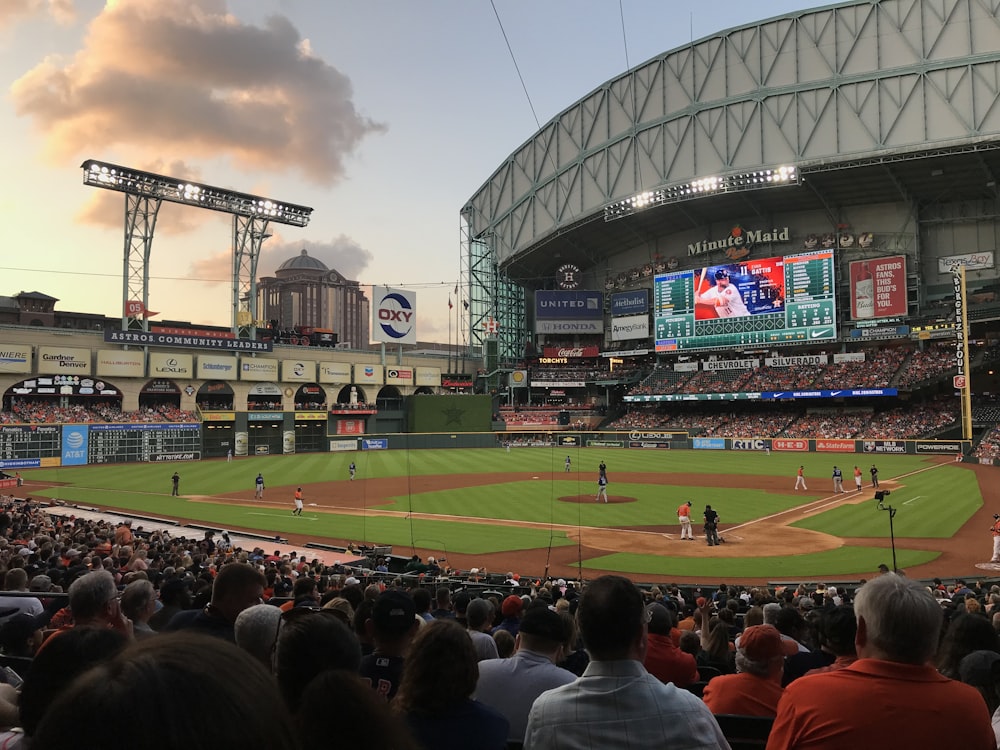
[88,424,202,464]
[654,251,837,351]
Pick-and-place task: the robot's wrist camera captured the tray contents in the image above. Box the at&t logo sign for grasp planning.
[377,290,414,340]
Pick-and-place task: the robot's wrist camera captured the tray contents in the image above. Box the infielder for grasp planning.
[991,514,1000,563]
[292,487,304,516]
[677,501,694,540]
[832,466,844,493]
[853,466,863,492]
[794,466,807,490]
[254,473,265,499]
[596,475,609,503]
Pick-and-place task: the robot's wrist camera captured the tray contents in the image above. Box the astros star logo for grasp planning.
[442,407,465,426]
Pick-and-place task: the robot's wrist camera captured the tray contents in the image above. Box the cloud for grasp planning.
[75,158,208,234]
[189,234,374,284]
[0,0,74,29]
[10,0,384,184]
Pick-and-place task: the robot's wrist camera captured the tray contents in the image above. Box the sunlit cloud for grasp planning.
[10,0,385,184]
[0,0,75,29]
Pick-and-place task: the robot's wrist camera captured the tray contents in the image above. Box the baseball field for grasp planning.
[16,445,995,583]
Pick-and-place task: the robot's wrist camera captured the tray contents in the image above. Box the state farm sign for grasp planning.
[542,346,599,358]
[816,439,856,452]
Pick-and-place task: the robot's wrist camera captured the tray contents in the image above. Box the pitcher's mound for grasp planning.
[559,495,637,505]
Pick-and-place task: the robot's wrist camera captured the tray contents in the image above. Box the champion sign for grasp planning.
[372,286,417,345]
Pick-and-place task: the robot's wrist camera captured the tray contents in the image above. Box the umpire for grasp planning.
[704,505,721,547]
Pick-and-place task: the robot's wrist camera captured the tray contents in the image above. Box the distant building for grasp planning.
[0,291,114,331]
[257,249,370,348]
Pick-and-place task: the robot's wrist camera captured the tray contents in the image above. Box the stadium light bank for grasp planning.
[604,165,799,222]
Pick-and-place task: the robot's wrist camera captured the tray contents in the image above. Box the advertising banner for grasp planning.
[61,425,89,466]
[773,438,808,451]
[239,358,279,381]
[329,438,359,451]
[938,251,994,273]
[610,290,649,316]
[535,290,603,320]
[415,367,441,386]
[862,440,906,454]
[703,359,758,371]
[197,355,238,380]
[849,255,907,320]
[318,361,352,384]
[535,320,603,334]
[693,438,726,450]
[674,361,699,372]
[833,352,866,364]
[149,353,193,378]
[611,315,650,341]
[105,329,271,352]
[764,355,828,367]
[335,420,365,435]
[542,346,600,358]
[385,367,413,385]
[816,439,856,452]
[509,370,529,388]
[38,347,91,375]
[629,441,670,449]
[731,438,771,451]
[915,440,963,454]
[96,349,145,378]
[0,345,31,374]
[282,360,316,382]
[372,286,417,345]
[362,438,388,450]
[355,364,383,384]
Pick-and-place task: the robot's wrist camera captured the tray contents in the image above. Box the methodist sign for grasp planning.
[372,286,417,345]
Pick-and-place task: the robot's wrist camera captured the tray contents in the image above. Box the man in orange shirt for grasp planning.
[702,624,796,717]
[767,574,995,749]
[990,513,1000,563]
[853,466,863,492]
[677,501,694,540]
[292,488,304,516]
[794,466,807,490]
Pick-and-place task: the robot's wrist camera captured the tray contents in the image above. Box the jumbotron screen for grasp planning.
[654,251,836,351]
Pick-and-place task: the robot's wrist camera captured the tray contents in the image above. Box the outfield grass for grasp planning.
[20,447,971,579]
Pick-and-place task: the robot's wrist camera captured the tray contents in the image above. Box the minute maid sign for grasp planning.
[688,226,790,257]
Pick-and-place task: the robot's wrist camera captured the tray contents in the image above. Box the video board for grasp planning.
[654,251,836,351]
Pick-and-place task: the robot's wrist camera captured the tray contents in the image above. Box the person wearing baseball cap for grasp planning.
[475,604,576,743]
[703,624,796,717]
[990,513,1000,564]
[696,266,750,318]
[358,590,418,701]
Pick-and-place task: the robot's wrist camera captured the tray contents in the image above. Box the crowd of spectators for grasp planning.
[895,342,958,389]
[975,424,1000,461]
[0,400,196,425]
[0,495,996,748]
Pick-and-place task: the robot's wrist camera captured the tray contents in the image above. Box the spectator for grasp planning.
[474,604,577,744]
[0,568,42,624]
[493,595,524,637]
[163,562,266,642]
[702,624,796,717]
[768,574,995,749]
[234,602,283,668]
[804,605,859,676]
[41,569,131,648]
[394,619,508,750]
[937,613,1000,680]
[119,578,158,640]
[959,650,1000,746]
[274,608,362,709]
[643,602,698,688]
[359,590,419,701]
[524,575,728,749]
[467,597,500,661]
[493,628,515,658]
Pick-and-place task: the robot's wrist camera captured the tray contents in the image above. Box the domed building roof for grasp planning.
[276,248,328,274]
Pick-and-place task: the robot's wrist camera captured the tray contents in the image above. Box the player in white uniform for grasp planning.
[696,268,750,317]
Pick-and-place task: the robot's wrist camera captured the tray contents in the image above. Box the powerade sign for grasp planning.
[693,438,725,450]
[610,290,649,316]
[916,441,963,454]
[372,286,417,345]
[362,439,388,450]
[61,425,89,466]
[535,291,603,320]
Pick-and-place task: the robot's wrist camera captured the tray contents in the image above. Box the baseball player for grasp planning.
[991,514,1000,563]
[832,466,844,493]
[853,466,863,492]
[677,501,694,540]
[596,474,609,503]
[254,473,265,499]
[349,461,356,481]
[794,466,807,490]
[696,268,751,318]
[704,505,721,546]
[292,487,304,516]
[599,460,607,479]
[565,455,571,473]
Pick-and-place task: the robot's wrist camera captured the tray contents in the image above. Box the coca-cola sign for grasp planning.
[543,346,600,358]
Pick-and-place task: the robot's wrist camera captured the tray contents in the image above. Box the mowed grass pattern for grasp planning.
[19,447,974,578]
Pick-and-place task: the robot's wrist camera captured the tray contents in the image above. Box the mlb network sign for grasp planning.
[372,286,417,345]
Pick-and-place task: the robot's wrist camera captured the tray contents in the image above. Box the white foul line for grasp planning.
[903,496,923,505]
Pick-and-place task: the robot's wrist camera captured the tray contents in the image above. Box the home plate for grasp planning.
[533,476,539,479]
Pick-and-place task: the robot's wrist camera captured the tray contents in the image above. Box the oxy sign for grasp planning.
[372,286,417,345]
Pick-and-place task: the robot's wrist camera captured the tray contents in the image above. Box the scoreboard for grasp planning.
[654,251,836,351]
[88,424,202,464]
[0,424,201,469]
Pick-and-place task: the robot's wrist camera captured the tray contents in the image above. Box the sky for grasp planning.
[0,0,818,344]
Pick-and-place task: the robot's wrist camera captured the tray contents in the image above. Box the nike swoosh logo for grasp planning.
[831,391,841,396]
[810,328,832,338]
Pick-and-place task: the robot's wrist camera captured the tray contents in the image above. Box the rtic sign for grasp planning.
[773,439,808,451]
[372,286,417,345]
[731,439,769,451]
[863,440,906,454]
